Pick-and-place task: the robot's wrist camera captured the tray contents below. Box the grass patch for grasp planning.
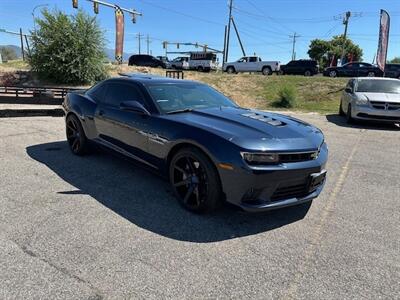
[0,59,29,70]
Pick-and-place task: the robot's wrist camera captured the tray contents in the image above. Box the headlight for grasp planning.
[355,97,368,105]
[241,152,279,164]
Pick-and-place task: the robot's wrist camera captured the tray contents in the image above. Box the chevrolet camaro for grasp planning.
[63,74,328,213]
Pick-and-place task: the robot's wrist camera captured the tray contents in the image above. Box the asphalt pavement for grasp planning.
[0,114,399,299]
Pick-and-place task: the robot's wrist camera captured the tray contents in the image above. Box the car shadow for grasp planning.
[26,141,311,243]
[326,114,400,131]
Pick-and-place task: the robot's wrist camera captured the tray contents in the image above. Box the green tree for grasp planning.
[29,9,107,84]
[308,35,363,69]
[389,57,400,64]
[0,46,18,61]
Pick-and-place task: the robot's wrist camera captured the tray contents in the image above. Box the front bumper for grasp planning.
[218,143,328,212]
[352,104,400,123]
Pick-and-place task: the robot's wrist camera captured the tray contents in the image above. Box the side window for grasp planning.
[87,83,105,102]
[249,57,257,62]
[104,83,146,108]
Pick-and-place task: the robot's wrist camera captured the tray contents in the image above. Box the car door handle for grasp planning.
[99,110,105,116]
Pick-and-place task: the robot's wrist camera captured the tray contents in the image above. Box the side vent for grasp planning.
[241,113,286,127]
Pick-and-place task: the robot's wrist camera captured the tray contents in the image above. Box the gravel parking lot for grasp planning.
[0,114,399,299]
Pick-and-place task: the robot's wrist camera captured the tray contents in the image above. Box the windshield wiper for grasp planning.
[166,108,194,114]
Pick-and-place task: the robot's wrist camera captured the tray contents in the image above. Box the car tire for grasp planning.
[262,66,272,76]
[304,70,312,76]
[226,66,235,74]
[346,104,354,124]
[367,71,375,77]
[169,147,222,213]
[329,70,337,78]
[339,101,345,116]
[66,114,90,155]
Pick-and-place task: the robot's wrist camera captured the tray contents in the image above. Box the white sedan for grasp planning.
[339,77,400,124]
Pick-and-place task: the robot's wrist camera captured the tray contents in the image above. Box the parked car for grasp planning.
[170,57,189,70]
[63,74,328,213]
[339,77,400,124]
[128,54,166,68]
[223,56,280,75]
[156,56,171,68]
[384,64,400,79]
[280,60,319,76]
[323,62,383,78]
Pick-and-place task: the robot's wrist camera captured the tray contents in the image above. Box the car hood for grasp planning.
[164,107,324,151]
[357,92,400,103]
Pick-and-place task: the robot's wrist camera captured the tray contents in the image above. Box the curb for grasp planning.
[0,108,65,118]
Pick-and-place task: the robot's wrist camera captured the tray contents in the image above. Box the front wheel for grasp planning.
[262,67,272,76]
[367,71,375,77]
[66,114,89,155]
[346,104,354,124]
[339,101,345,116]
[169,147,222,213]
[329,70,337,78]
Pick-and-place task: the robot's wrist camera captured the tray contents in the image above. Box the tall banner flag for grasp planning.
[377,9,390,72]
[115,6,124,64]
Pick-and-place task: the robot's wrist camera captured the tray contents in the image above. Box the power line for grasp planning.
[137,0,224,26]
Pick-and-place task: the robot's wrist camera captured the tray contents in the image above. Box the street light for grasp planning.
[32,4,49,30]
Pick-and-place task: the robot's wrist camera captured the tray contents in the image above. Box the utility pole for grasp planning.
[231,17,246,56]
[19,28,25,61]
[137,33,142,54]
[222,25,227,64]
[289,32,300,60]
[225,0,233,63]
[146,34,150,55]
[340,11,351,65]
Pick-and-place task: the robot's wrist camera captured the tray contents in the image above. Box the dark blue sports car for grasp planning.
[63,74,328,213]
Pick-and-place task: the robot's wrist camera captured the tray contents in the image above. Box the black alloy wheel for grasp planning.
[170,147,221,213]
[66,114,89,155]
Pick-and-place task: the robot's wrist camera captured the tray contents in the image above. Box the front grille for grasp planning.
[370,101,400,111]
[271,183,309,201]
[357,113,400,121]
[279,152,318,163]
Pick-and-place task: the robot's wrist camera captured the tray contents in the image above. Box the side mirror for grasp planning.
[120,101,150,115]
[345,87,353,94]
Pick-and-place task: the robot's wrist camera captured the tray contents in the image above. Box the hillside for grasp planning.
[1,60,348,114]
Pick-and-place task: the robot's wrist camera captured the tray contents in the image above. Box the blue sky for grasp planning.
[0,0,399,63]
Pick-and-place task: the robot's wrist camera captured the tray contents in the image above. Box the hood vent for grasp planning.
[241,112,286,127]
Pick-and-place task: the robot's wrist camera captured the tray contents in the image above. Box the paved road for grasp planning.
[0,114,399,299]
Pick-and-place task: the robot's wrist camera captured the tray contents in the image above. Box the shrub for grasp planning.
[273,86,296,108]
[29,9,107,84]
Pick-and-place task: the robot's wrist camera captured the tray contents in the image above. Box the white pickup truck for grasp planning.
[223,56,280,75]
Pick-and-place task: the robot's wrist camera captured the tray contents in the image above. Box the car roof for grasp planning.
[110,73,198,85]
[354,77,399,81]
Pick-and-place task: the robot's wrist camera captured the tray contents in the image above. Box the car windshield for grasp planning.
[146,83,238,113]
[356,80,400,94]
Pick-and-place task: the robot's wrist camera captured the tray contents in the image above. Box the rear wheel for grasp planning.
[262,66,272,76]
[367,71,375,77]
[169,147,222,213]
[226,66,235,74]
[304,70,312,76]
[66,114,89,155]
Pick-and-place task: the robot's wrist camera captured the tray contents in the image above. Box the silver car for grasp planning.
[339,77,400,124]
